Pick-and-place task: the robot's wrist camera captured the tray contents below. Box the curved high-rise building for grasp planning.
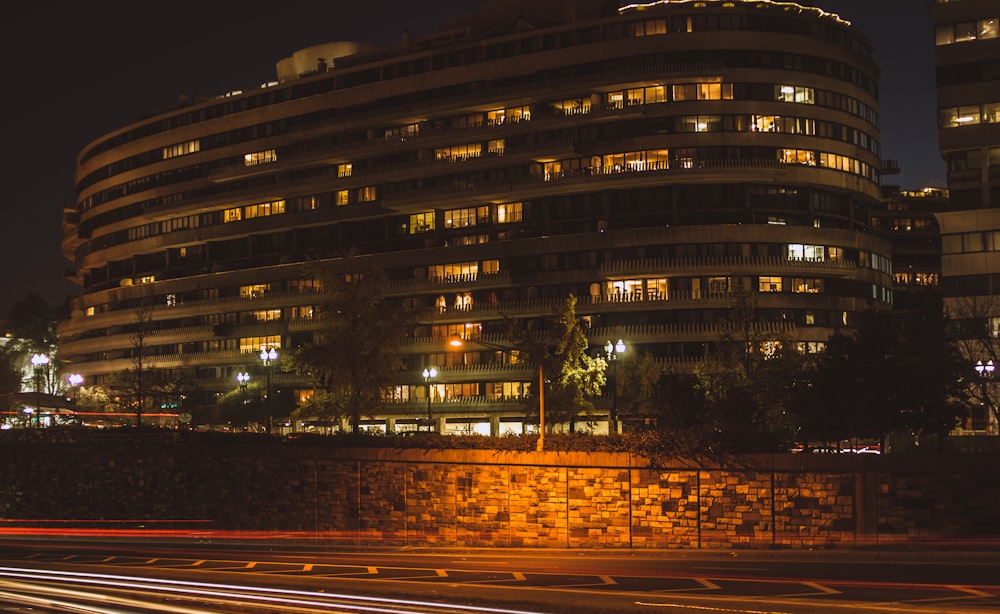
[59,0,892,434]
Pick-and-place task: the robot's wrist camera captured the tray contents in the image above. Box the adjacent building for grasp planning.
[58,0,893,434]
[931,0,1000,434]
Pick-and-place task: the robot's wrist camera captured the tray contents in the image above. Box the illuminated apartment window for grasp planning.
[759,277,782,292]
[646,278,668,299]
[775,85,814,104]
[137,275,155,285]
[752,115,778,132]
[915,273,939,286]
[642,85,666,104]
[336,189,349,206]
[240,335,281,354]
[453,234,490,245]
[608,279,644,297]
[337,163,352,177]
[767,216,787,225]
[828,247,844,261]
[435,143,482,161]
[805,312,815,325]
[162,139,200,159]
[240,284,270,299]
[244,149,277,166]
[444,206,489,229]
[251,309,282,322]
[673,82,733,101]
[223,207,242,223]
[244,199,286,219]
[788,244,825,261]
[495,202,522,224]
[602,150,670,172]
[166,294,177,307]
[607,91,625,108]
[482,259,500,274]
[793,278,824,293]
[983,102,1000,124]
[940,106,982,128]
[357,186,377,202]
[289,306,315,320]
[85,306,95,317]
[552,98,591,115]
[487,105,530,125]
[488,139,505,155]
[410,211,436,234]
[779,149,816,166]
[544,161,562,181]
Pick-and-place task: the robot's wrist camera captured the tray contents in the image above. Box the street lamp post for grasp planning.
[422,367,437,427]
[236,371,250,406]
[604,339,626,435]
[30,354,49,428]
[448,336,546,451]
[67,373,83,413]
[260,348,277,434]
[975,359,996,433]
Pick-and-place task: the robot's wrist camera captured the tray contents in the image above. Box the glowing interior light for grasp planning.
[954,116,975,123]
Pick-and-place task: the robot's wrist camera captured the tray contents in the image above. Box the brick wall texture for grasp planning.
[1,434,998,548]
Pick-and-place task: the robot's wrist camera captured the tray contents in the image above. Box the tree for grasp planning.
[510,294,606,432]
[804,305,968,449]
[107,305,155,427]
[692,288,804,452]
[949,295,1000,432]
[291,254,411,431]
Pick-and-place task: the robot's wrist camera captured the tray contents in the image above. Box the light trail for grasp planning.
[0,565,549,614]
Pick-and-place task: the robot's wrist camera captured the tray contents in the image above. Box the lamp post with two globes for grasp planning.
[975,359,996,433]
[604,339,626,434]
[260,348,278,433]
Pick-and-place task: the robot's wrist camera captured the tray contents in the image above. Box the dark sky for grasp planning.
[2,0,943,317]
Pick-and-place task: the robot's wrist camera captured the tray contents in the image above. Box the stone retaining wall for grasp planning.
[0,435,997,548]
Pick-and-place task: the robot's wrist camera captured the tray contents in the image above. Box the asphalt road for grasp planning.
[0,539,997,613]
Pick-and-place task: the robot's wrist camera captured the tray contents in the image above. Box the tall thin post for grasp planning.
[536,363,545,452]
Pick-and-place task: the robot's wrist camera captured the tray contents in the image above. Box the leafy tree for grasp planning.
[291,255,411,431]
[692,288,803,452]
[805,306,968,448]
[510,294,606,432]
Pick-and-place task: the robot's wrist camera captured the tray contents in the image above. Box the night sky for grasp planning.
[2,0,944,317]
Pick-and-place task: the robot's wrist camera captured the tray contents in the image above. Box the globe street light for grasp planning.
[422,367,438,426]
[604,338,626,435]
[30,354,49,428]
[236,371,251,406]
[260,348,278,433]
[975,359,996,433]
[67,373,83,413]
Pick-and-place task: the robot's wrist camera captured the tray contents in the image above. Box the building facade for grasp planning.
[58,0,893,434]
[932,0,1000,434]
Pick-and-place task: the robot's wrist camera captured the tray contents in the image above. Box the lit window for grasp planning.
[251,309,282,322]
[805,312,815,325]
[775,85,814,104]
[336,189,349,206]
[357,186,377,202]
[337,163,352,177]
[244,200,286,219]
[752,115,778,132]
[552,98,591,115]
[495,202,522,224]
[224,207,242,223]
[240,284,270,299]
[85,306,95,317]
[410,211,436,234]
[385,123,420,140]
[759,277,782,292]
[244,149,277,166]
[793,278,824,293]
[444,206,489,229]
[435,143,482,161]
[544,161,562,181]
[488,139,505,155]
[162,139,200,160]
[166,294,176,307]
[981,18,999,40]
